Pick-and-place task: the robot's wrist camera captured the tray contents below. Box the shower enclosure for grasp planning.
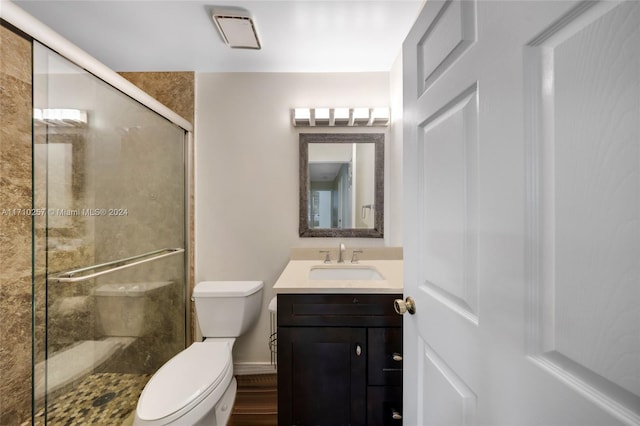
[32,42,189,424]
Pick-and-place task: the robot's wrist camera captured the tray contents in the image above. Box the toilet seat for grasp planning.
[135,340,233,425]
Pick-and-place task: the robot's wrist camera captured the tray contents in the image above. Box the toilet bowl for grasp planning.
[133,281,263,426]
[134,339,236,425]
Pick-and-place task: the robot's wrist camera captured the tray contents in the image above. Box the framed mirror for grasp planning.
[299,133,384,237]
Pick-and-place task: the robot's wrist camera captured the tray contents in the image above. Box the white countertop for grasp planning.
[273,259,403,294]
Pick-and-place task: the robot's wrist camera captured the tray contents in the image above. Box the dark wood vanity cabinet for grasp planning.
[277,294,403,426]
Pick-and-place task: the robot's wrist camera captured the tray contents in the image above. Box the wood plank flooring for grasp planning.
[228,374,278,426]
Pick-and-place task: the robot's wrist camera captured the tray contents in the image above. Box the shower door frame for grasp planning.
[0,2,194,424]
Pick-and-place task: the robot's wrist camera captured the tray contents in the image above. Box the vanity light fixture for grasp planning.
[291,107,390,127]
[352,107,370,125]
[294,108,312,126]
[211,7,261,49]
[33,108,88,127]
[314,108,331,126]
[333,107,350,126]
[370,107,390,126]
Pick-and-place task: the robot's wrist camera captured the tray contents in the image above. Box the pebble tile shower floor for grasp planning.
[31,373,150,425]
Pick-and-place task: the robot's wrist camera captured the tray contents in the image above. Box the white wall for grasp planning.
[195,72,400,364]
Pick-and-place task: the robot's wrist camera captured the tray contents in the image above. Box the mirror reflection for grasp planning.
[300,133,384,238]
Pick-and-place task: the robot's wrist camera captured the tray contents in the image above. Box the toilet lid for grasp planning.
[195,281,263,298]
[136,341,232,422]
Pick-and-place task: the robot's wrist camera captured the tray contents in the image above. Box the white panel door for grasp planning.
[402,1,640,424]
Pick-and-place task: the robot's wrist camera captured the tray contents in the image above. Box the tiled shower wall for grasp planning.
[0,21,195,423]
[118,71,195,345]
[0,24,33,425]
[0,26,32,425]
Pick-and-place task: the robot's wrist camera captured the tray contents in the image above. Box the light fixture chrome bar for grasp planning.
[33,108,88,127]
[348,110,355,126]
[291,107,389,127]
[50,248,185,283]
[367,110,375,126]
[309,109,316,126]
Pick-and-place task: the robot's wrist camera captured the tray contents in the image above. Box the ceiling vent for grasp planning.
[211,7,261,50]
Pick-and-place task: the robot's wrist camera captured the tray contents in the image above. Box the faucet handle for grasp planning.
[319,250,331,263]
[351,249,363,263]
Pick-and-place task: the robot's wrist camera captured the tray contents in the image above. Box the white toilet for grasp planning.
[133,280,264,426]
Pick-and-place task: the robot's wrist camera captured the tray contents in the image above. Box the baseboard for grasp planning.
[233,362,277,375]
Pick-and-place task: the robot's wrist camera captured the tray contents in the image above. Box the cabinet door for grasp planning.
[367,386,403,426]
[368,327,403,386]
[278,327,367,426]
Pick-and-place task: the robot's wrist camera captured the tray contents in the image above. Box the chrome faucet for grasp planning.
[319,250,331,263]
[338,243,346,263]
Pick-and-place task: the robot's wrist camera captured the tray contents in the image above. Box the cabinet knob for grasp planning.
[392,409,402,420]
[392,353,403,362]
[394,297,416,315]
[356,344,362,356]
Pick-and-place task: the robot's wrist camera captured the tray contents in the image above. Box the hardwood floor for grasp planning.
[228,374,278,426]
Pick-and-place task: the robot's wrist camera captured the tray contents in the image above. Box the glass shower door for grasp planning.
[32,42,187,425]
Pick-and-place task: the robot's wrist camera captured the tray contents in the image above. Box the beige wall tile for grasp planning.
[0,24,33,426]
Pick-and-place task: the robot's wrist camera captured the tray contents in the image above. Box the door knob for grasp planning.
[394,297,416,315]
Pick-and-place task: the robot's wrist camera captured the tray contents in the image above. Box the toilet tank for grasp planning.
[194,281,264,338]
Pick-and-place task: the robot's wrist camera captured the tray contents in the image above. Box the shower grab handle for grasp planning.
[50,247,185,283]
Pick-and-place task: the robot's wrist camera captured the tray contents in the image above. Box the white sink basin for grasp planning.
[309,265,384,281]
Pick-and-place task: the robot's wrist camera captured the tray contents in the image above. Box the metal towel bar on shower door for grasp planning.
[50,247,185,283]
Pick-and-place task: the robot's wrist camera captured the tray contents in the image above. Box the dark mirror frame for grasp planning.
[299,133,384,238]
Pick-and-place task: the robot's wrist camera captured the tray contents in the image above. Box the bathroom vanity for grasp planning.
[274,248,403,426]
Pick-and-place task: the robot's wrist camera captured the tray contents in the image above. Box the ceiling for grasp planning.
[310,162,345,182]
[13,0,424,73]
